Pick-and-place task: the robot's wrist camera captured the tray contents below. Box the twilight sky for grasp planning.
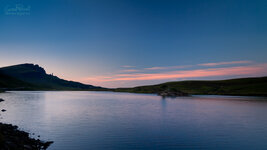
[0,0,267,88]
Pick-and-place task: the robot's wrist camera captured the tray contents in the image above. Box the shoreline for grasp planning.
[0,123,53,150]
[2,89,267,97]
[0,98,53,150]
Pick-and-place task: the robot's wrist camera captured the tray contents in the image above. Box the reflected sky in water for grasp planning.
[1,91,267,150]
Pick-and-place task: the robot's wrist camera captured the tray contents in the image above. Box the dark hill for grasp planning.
[0,64,102,90]
[114,77,267,96]
[0,70,35,91]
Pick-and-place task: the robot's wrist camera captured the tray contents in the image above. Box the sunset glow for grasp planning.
[1,0,267,88]
[82,62,267,87]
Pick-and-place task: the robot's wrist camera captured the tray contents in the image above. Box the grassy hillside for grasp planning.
[0,64,102,91]
[114,77,267,96]
[0,71,35,90]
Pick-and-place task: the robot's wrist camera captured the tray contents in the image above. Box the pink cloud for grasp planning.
[83,63,267,83]
[144,60,251,70]
[145,65,192,70]
[199,60,252,67]
[145,67,166,70]
[121,69,140,73]
[122,65,135,68]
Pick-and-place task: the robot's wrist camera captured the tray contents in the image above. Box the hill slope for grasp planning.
[0,70,35,90]
[114,77,267,96]
[0,64,102,90]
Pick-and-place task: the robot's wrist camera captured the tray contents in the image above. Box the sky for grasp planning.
[0,0,267,88]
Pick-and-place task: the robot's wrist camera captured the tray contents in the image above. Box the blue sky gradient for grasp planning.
[0,0,267,87]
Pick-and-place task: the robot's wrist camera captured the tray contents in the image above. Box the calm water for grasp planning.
[1,91,267,150]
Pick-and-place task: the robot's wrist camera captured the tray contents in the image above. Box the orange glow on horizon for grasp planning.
[81,63,267,87]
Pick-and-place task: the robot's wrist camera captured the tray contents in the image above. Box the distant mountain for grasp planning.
[2,63,267,96]
[0,63,102,91]
[114,77,267,96]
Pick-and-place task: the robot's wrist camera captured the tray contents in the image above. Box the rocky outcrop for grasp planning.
[158,89,189,97]
[0,97,53,149]
[0,123,53,150]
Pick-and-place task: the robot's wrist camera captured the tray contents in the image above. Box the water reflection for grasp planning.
[0,91,267,150]
[160,97,167,108]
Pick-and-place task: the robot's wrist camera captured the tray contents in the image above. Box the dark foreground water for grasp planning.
[1,91,267,150]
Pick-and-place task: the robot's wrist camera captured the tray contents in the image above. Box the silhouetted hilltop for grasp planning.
[0,64,102,90]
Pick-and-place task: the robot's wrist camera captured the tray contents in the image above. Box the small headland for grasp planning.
[157,88,189,97]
